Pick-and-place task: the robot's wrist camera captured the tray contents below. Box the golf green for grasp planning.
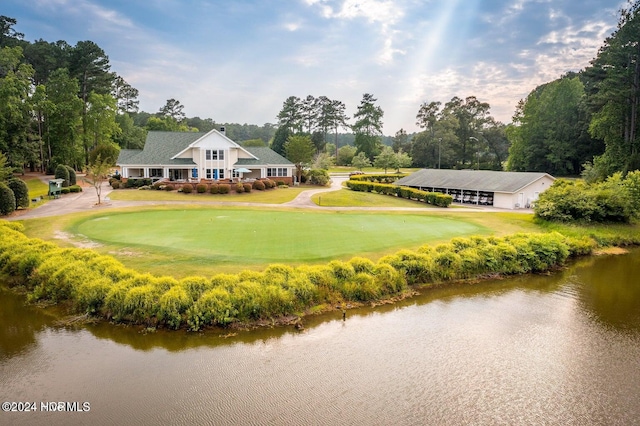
[71,209,487,264]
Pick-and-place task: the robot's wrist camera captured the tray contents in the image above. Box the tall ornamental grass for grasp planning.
[0,219,630,331]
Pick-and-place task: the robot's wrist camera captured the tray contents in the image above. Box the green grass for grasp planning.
[63,208,489,277]
[25,177,49,198]
[312,188,432,208]
[108,186,308,203]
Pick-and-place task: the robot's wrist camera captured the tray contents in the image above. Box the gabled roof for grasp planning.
[395,169,554,193]
[117,132,202,165]
[116,131,293,167]
[235,147,293,166]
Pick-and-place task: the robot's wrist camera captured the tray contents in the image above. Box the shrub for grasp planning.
[187,287,236,330]
[277,181,286,187]
[196,184,207,193]
[7,178,29,209]
[180,276,215,301]
[65,165,77,185]
[308,169,330,186]
[111,181,120,189]
[158,285,191,329]
[164,184,175,191]
[181,184,193,194]
[235,183,245,193]
[218,184,230,194]
[69,185,82,193]
[54,164,70,187]
[61,187,70,194]
[209,184,219,194]
[243,183,252,193]
[252,180,265,190]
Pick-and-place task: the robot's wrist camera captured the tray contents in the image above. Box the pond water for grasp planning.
[1,250,640,425]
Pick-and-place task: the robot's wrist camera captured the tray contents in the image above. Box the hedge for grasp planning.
[349,174,407,183]
[0,220,614,331]
[346,180,452,207]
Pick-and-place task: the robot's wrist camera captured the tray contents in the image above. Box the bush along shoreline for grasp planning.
[0,220,636,332]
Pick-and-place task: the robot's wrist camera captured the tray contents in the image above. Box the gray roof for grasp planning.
[116,131,291,167]
[117,132,203,166]
[395,169,554,193]
[236,147,293,166]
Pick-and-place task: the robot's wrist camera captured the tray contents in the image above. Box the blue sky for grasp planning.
[4,0,624,134]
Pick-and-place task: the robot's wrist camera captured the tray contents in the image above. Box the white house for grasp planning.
[394,169,555,209]
[116,129,294,184]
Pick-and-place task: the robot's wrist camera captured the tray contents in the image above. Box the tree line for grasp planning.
[272,92,510,172]
[507,1,640,179]
[0,16,278,174]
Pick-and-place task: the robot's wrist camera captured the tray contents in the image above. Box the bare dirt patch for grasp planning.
[53,230,102,249]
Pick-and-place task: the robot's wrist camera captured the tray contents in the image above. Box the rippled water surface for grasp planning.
[1,250,640,425]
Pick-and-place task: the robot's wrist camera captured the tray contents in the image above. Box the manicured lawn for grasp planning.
[108,186,308,203]
[312,188,433,208]
[66,208,489,276]
[24,177,49,198]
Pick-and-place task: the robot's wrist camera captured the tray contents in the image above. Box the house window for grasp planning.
[267,168,288,177]
[218,169,225,179]
[205,149,225,161]
[232,169,240,178]
[149,168,163,177]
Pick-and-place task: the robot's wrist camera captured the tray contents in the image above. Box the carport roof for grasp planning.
[395,169,554,193]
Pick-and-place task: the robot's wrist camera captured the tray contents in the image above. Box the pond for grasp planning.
[1,250,639,425]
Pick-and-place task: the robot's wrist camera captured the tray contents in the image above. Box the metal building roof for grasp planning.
[394,169,554,193]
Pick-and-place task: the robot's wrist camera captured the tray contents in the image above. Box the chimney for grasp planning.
[219,126,226,135]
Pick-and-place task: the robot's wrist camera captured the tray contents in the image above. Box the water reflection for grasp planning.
[0,249,639,426]
[0,289,52,359]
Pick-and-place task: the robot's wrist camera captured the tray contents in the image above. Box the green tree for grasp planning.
[86,92,120,156]
[284,134,315,183]
[351,152,372,170]
[443,96,491,167]
[158,98,186,122]
[584,1,640,175]
[337,145,357,166]
[0,46,38,168]
[112,76,139,114]
[352,93,384,159]
[114,113,146,149]
[395,149,412,172]
[69,41,113,165]
[392,128,410,153]
[45,68,83,168]
[271,125,291,156]
[506,76,598,175]
[277,96,303,133]
[374,146,397,173]
[0,16,24,48]
[84,155,112,205]
[241,138,267,147]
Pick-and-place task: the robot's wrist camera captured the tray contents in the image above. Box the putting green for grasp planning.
[70,208,487,264]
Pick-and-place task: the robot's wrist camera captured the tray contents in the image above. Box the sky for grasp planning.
[4,0,626,135]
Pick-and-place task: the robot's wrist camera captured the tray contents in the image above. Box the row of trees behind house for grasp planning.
[2,2,640,182]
